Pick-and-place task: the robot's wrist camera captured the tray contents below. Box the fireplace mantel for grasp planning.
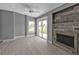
[73,26,79,33]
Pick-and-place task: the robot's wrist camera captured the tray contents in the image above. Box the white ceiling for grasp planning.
[0,3,64,18]
[21,3,64,18]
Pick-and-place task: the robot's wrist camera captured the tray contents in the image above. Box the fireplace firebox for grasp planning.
[56,34,74,48]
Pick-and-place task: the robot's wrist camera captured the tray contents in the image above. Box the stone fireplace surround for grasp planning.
[52,4,79,54]
[53,26,79,54]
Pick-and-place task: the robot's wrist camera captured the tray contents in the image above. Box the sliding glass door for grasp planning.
[42,20,47,39]
[38,20,47,39]
[38,21,42,37]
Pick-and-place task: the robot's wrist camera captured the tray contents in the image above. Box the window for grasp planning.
[28,21,35,33]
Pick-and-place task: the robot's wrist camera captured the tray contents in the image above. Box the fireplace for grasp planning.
[56,34,74,48]
[53,28,79,54]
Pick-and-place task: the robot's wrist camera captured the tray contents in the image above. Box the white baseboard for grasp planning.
[0,36,25,42]
[0,38,15,42]
[47,40,52,44]
[0,36,25,43]
[14,36,25,39]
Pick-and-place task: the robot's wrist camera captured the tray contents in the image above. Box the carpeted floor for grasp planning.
[0,36,71,55]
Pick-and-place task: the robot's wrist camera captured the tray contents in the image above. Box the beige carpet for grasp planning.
[0,36,71,55]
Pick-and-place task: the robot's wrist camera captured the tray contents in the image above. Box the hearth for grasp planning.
[56,34,74,48]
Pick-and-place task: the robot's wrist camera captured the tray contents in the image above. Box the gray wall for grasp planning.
[35,18,37,36]
[15,13,25,36]
[0,9,35,40]
[0,11,2,38]
[36,3,76,43]
[25,15,27,36]
[0,10,14,40]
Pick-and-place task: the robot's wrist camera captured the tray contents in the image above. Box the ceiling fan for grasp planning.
[28,9,40,13]
[23,4,40,13]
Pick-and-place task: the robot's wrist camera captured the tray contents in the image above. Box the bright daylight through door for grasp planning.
[38,20,47,39]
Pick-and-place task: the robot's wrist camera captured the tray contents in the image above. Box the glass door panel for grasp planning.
[38,20,47,39]
[42,20,47,39]
[38,21,42,37]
